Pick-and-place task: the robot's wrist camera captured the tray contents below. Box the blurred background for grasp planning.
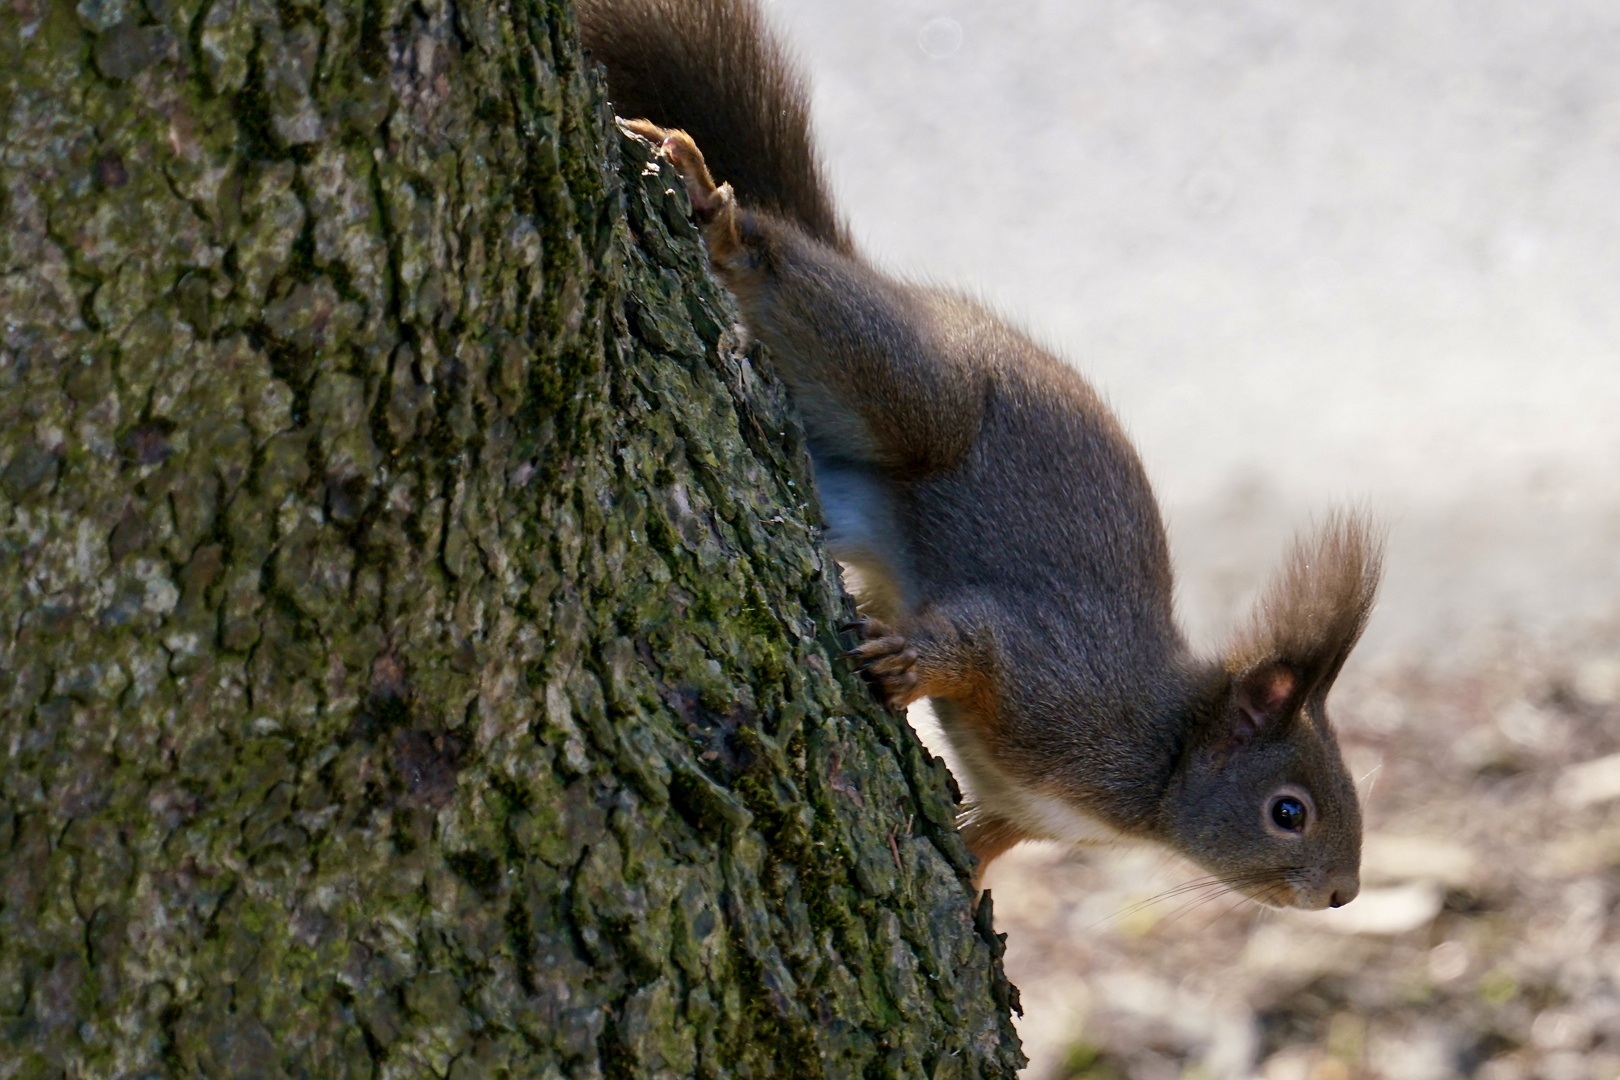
[765,1,1620,1077]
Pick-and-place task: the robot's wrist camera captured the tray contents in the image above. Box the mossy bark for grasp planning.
[0,0,1025,1075]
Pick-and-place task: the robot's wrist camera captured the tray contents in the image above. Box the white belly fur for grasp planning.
[814,458,911,622]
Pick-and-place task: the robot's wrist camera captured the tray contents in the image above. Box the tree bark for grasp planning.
[0,0,1025,1075]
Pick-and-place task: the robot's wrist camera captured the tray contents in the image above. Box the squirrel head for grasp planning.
[1163,513,1382,910]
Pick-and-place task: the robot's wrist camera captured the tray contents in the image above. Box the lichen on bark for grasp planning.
[0,0,1025,1075]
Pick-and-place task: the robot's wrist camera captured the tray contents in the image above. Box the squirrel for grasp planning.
[580,0,1383,910]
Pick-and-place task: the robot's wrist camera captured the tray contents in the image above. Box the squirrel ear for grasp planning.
[1224,510,1384,717]
[1231,662,1301,742]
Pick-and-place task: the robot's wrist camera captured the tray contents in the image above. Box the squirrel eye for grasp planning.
[1270,795,1307,832]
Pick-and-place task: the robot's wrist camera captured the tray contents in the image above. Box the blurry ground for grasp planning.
[950,629,1620,1080]
[765,0,1620,1076]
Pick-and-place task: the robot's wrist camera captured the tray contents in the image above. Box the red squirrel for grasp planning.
[581,0,1382,909]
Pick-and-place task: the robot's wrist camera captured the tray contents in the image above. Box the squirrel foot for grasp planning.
[958,813,1031,886]
[625,120,735,222]
[844,618,921,711]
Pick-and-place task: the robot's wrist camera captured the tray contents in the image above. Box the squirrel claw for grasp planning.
[844,621,922,710]
[627,119,733,222]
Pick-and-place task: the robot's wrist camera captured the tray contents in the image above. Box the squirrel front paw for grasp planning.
[624,120,735,223]
[843,618,921,711]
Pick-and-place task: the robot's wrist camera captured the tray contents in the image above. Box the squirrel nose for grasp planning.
[1328,875,1360,908]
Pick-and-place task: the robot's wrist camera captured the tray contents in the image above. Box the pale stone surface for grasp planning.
[1557,752,1620,809]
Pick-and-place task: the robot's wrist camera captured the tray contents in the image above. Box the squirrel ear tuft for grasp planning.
[1224,510,1385,716]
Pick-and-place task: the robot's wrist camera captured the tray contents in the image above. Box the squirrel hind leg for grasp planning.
[959,814,1031,886]
[621,117,669,143]
[627,121,736,225]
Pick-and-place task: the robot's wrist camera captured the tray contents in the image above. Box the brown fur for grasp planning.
[586,1,1383,907]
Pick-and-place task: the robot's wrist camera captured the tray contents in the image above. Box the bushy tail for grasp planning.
[578,0,850,252]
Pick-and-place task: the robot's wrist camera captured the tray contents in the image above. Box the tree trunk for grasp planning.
[0,0,1024,1076]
